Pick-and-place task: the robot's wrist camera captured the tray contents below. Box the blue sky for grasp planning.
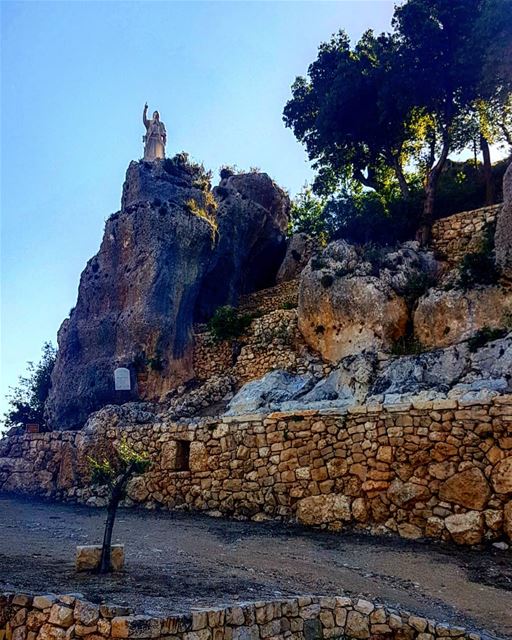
[1,1,399,418]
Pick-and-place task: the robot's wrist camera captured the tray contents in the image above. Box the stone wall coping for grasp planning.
[215,393,512,425]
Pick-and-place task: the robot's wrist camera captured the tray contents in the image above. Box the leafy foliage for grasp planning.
[458,222,499,290]
[3,342,56,430]
[88,437,150,487]
[207,306,253,342]
[283,0,511,242]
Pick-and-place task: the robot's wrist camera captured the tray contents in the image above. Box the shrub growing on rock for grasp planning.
[207,306,253,342]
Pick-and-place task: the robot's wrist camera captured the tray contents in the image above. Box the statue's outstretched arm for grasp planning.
[143,102,149,128]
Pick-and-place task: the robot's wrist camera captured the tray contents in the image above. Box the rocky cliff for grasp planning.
[45,156,289,429]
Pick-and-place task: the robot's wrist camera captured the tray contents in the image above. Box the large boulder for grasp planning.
[369,344,469,399]
[495,162,512,277]
[225,370,314,416]
[297,240,439,363]
[414,285,512,349]
[46,158,290,429]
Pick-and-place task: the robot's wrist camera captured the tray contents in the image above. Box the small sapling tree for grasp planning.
[88,438,150,574]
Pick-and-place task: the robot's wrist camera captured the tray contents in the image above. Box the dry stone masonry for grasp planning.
[430,204,501,265]
[1,395,511,547]
[0,591,487,640]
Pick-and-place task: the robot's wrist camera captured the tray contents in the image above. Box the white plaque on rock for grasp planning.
[114,367,131,391]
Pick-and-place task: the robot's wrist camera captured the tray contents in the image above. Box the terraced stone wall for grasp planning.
[1,396,511,547]
[431,204,501,264]
[0,591,485,640]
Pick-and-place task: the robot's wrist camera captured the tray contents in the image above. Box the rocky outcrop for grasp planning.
[194,171,289,320]
[226,333,512,414]
[276,232,317,283]
[46,157,289,429]
[225,369,314,415]
[414,285,512,348]
[495,161,512,277]
[297,240,439,362]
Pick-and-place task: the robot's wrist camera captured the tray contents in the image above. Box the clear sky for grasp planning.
[0,1,398,419]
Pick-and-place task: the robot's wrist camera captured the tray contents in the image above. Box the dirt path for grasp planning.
[0,496,510,639]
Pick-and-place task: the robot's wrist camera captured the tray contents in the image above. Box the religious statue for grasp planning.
[143,103,167,161]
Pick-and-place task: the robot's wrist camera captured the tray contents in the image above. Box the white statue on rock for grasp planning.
[143,103,166,161]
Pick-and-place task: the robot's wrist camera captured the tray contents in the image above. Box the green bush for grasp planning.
[391,335,424,356]
[3,342,56,430]
[458,252,499,290]
[281,301,298,310]
[207,306,253,342]
[402,271,437,307]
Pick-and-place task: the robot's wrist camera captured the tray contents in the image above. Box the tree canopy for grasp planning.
[3,342,56,430]
[283,0,512,244]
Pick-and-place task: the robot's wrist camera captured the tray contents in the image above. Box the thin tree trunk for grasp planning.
[480,134,494,205]
[392,156,410,199]
[98,463,134,574]
[416,137,450,246]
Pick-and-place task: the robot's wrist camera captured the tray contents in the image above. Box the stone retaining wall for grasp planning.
[193,309,326,387]
[431,204,501,264]
[0,591,487,640]
[239,279,298,315]
[1,396,511,546]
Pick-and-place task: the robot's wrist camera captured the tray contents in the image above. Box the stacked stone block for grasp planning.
[0,592,485,640]
[431,204,501,264]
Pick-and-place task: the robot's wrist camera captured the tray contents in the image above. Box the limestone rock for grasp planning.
[296,494,351,525]
[301,352,377,405]
[439,467,491,510]
[495,162,512,276]
[75,545,124,572]
[414,286,512,349]
[276,233,316,283]
[225,370,314,415]
[370,344,468,399]
[445,511,484,545]
[46,159,289,429]
[387,480,430,507]
[491,456,512,494]
[298,261,409,362]
[195,171,290,320]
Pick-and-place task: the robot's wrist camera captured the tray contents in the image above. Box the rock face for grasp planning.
[297,240,439,363]
[414,285,512,349]
[495,162,512,277]
[276,232,317,283]
[225,369,314,415]
[46,157,289,429]
[194,170,289,320]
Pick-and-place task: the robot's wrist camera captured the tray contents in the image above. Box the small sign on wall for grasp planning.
[114,367,131,391]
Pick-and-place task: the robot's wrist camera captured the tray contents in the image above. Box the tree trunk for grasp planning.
[98,463,134,574]
[480,134,494,205]
[416,137,450,246]
[392,156,410,200]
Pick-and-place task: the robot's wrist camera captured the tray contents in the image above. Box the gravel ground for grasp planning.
[0,495,511,639]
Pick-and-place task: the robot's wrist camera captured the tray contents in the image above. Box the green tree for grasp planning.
[284,0,511,245]
[88,439,150,574]
[283,30,413,200]
[288,186,328,239]
[3,342,56,430]
[392,0,511,243]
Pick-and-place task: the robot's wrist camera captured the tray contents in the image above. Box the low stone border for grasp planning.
[0,591,490,640]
